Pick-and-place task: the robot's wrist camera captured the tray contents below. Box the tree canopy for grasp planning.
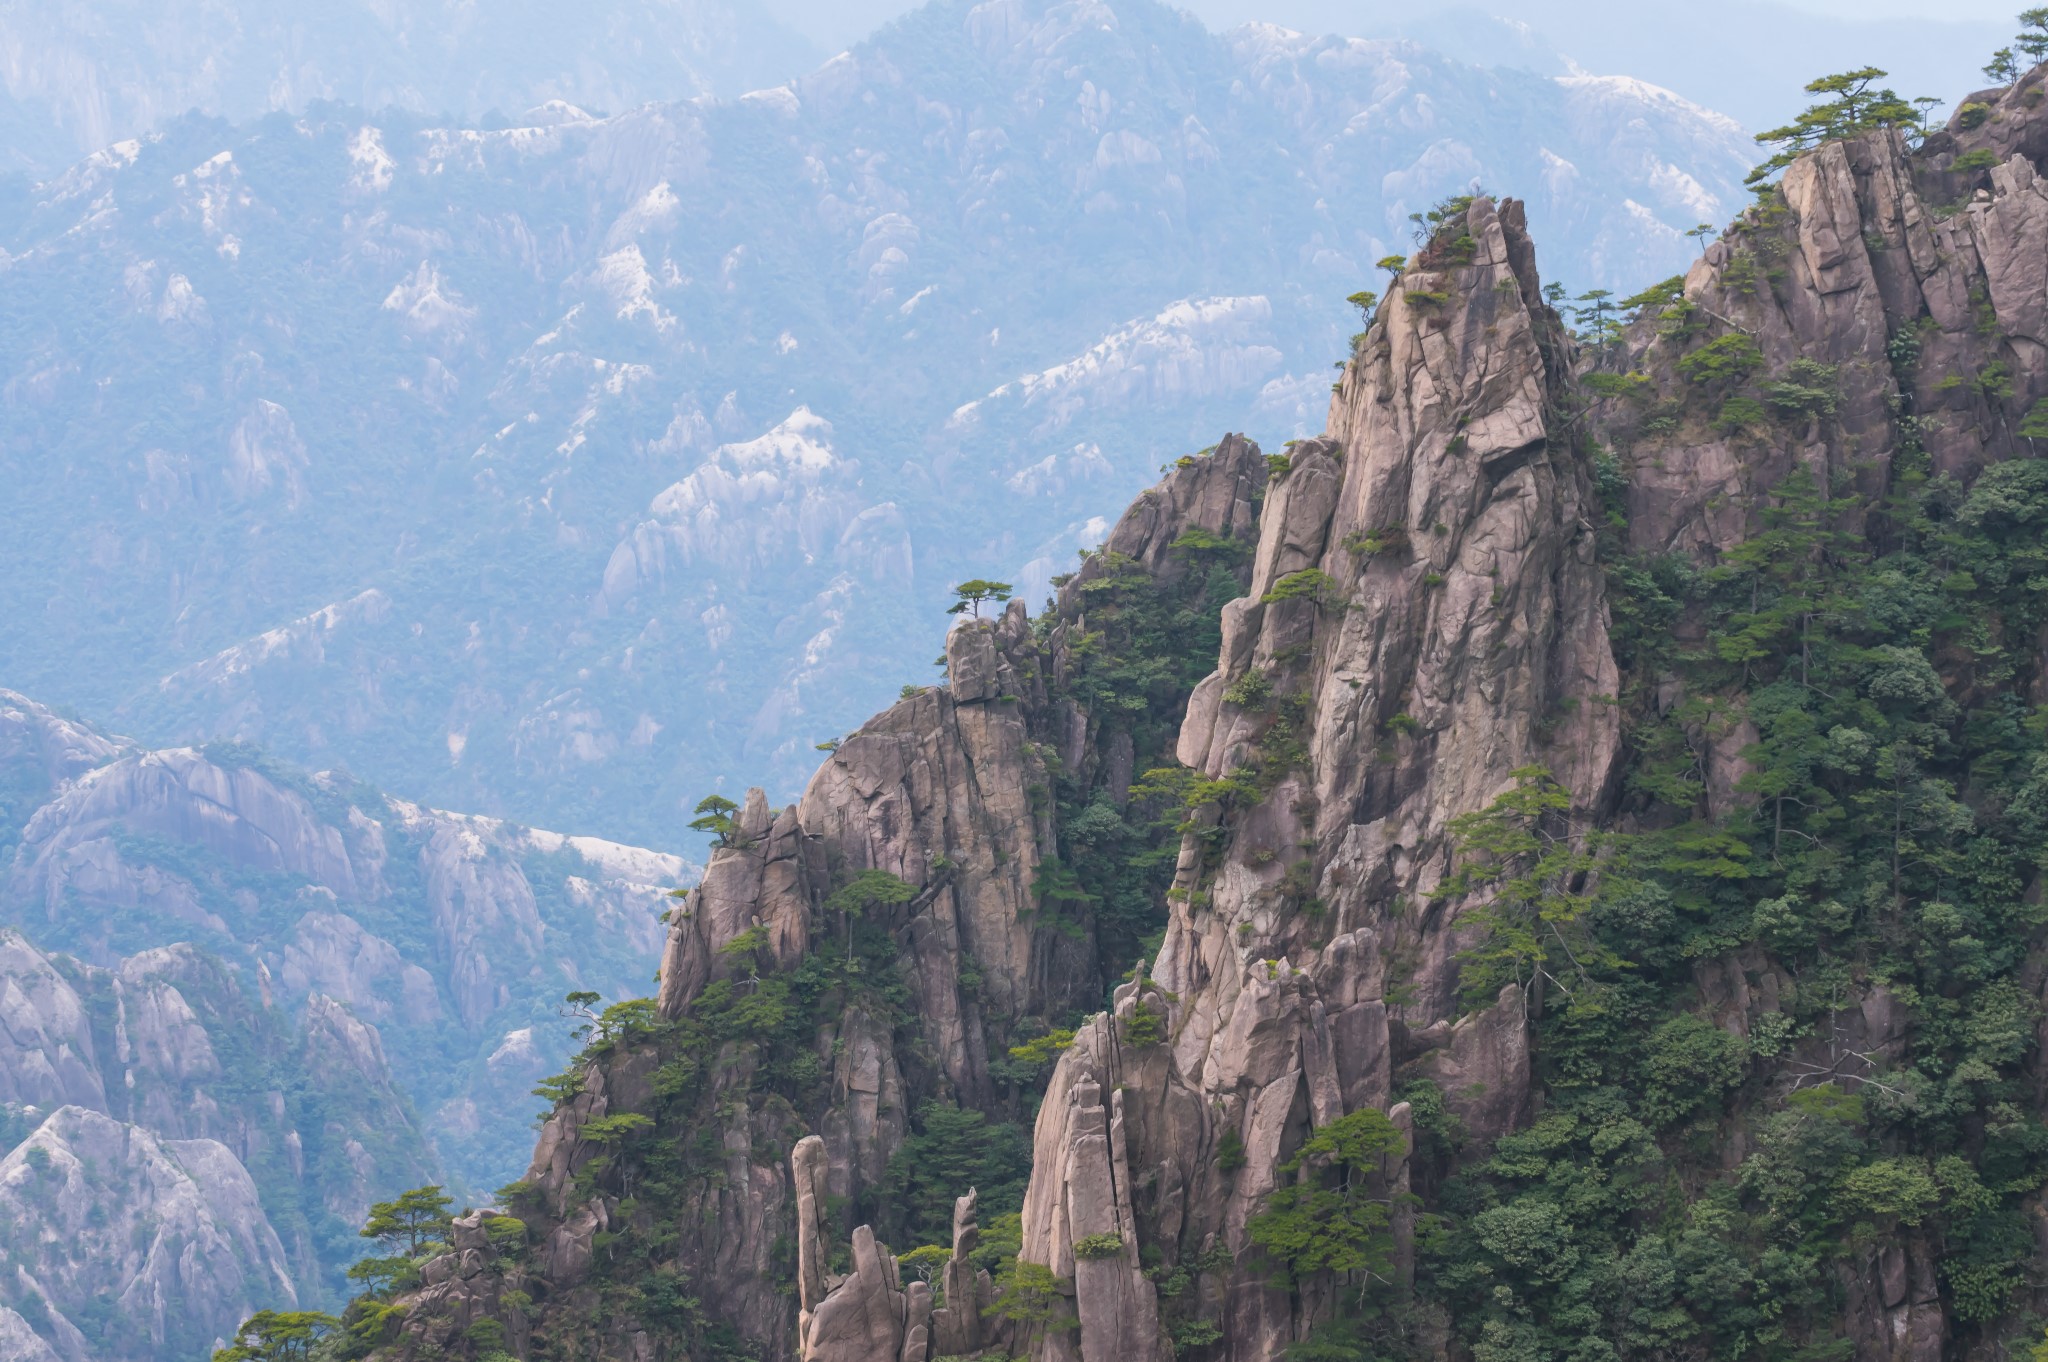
[1749,68,1927,184]
[689,793,740,845]
[359,1184,453,1257]
[948,579,1015,618]
[211,1311,339,1362]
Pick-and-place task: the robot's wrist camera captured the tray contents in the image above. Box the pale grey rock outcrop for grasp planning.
[0,691,126,792]
[279,910,442,1025]
[0,1305,63,1362]
[0,930,440,1356]
[298,993,427,1232]
[929,1187,997,1359]
[412,817,545,1028]
[380,1208,538,1361]
[0,1106,296,1362]
[1611,68,2048,565]
[14,748,359,905]
[1013,194,1620,1360]
[491,438,1268,1359]
[383,67,2048,1362]
[0,718,690,1199]
[0,930,106,1113]
[793,1132,931,1362]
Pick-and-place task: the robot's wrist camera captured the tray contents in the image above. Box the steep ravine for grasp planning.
[368,68,2048,1362]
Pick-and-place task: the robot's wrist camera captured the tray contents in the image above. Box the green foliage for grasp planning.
[1260,569,1342,607]
[688,794,740,845]
[1409,445,2048,1358]
[344,1254,419,1297]
[1750,67,1929,184]
[826,869,919,961]
[1620,275,1686,326]
[898,1244,953,1282]
[2018,397,2048,440]
[1955,147,2001,173]
[211,1311,338,1362]
[2022,7,2048,63]
[1761,358,1840,418]
[1122,1001,1166,1047]
[1216,1125,1247,1172]
[1581,370,1651,400]
[1677,333,1765,386]
[1637,1014,1748,1127]
[1033,543,1249,974]
[1717,394,1768,433]
[1247,1108,1406,1294]
[1007,1028,1076,1068]
[484,1215,528,1251]
[1072,1232,1125,1259]
[993,1257,1073,1336]
[1437,768,1623,1004]
[1223,668,1274,710]
[359,1185,452,1257]
[881,1101,1034,1249]
[1170,526,1248,562]
[948,578,1016,617]
[1557,286,1624,352]
[1341,526,1408,559]
[580,1113,655,1144]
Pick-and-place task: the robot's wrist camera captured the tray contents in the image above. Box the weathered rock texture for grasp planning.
[0,929,434,1355]
[462,437,1266,1359]
[381,64,2048,1362]
[0,704,692,1204]
[1014,193,1619,1362]
[0,1106,297,1362]
[1611,69,2048,562]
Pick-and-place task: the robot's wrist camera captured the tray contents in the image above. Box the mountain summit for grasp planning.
[340,55,2048,1362]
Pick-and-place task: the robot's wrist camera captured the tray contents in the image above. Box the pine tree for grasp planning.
[1750,68,1925,184]
[359,1185,454,1256]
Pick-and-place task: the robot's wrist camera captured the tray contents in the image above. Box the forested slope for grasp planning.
[318,51,2048,1362]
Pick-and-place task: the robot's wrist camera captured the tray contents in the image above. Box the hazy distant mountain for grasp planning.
[0,0,1756,852]
[0,688,690,1206]
[0,0,822,177]
[0,681,694,1354]
[1248,0,2007,131]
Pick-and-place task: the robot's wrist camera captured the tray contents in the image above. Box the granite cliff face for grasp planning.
[424,437,1267,1361]
[0,1106,297,1362]
[0,691,700,1358]
[1015,193,1619,1362]
[0,928,425,1359]
[372,186,1624,1361]
[367,63,2048,1362]
[0,691,691,1196]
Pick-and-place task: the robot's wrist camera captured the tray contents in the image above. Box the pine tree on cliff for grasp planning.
[211,1311,338,1362]
[359,1185,453,1256]
[948,578,1014,618]
[1748,67,1925,184]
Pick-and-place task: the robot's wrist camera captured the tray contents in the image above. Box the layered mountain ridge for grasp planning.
[0,0,1758,854]
[348,57,2048,1362]
[0,688,701,1358]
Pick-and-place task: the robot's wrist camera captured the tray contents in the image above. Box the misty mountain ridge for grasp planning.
[0,0,1757,856]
